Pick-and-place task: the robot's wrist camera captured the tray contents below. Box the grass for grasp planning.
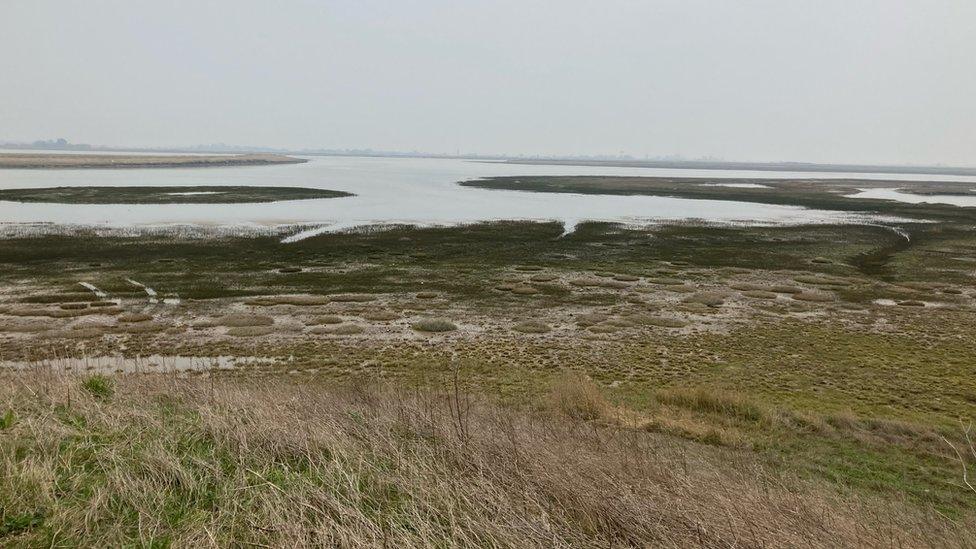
[0,373,971,547]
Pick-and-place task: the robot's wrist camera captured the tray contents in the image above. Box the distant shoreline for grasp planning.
[491,158,976,178]
[0,153,307,169]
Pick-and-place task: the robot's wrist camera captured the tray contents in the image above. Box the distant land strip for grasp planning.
[0,153,307,169]
[494,158,976,177]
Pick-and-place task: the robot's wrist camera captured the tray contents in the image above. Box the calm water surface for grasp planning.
[844,188,976,208]
[1,155,959,236]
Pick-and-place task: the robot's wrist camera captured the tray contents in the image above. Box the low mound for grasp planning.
[362,311,400,321]
[742,290,778,299]
[511,285,540,295]
[219,314,274,327]
[226,326,274,337]
[330,294,378,302]
[683,291,731,308]
[512,321,551,334]
[769,285,804,294]
[245,295,329,307]
[575,313,608,326]
[309,324,365,335]
[632,315,689,328]
[792,292,835,303]
[412,318,457,333]
[794,275,850,287]
[646,277,686,285]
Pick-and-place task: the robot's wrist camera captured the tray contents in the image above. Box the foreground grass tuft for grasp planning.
[81,374,113,400]
[548,372,608,420]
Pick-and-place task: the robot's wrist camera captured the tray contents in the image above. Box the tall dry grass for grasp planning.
[0,371,971,548]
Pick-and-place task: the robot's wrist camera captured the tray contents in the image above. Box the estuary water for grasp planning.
[1,154,964,237]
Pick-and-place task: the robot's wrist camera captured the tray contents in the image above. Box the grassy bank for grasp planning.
[1,372,972,547]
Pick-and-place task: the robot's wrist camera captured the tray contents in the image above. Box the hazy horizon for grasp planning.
[2,1,974,165]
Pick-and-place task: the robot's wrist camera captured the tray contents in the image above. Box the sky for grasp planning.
[2,1,974,165]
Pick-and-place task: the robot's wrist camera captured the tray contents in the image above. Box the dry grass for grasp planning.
[655,386,766,423]
[547,371,609,420]
[1,373,966,547]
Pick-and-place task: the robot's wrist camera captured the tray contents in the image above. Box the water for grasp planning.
[845,188,976,208]
[700,183,771,189]
[0,154,951,236]
[0,354,275,374]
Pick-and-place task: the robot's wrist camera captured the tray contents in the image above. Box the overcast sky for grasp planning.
[2,1,974,164]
